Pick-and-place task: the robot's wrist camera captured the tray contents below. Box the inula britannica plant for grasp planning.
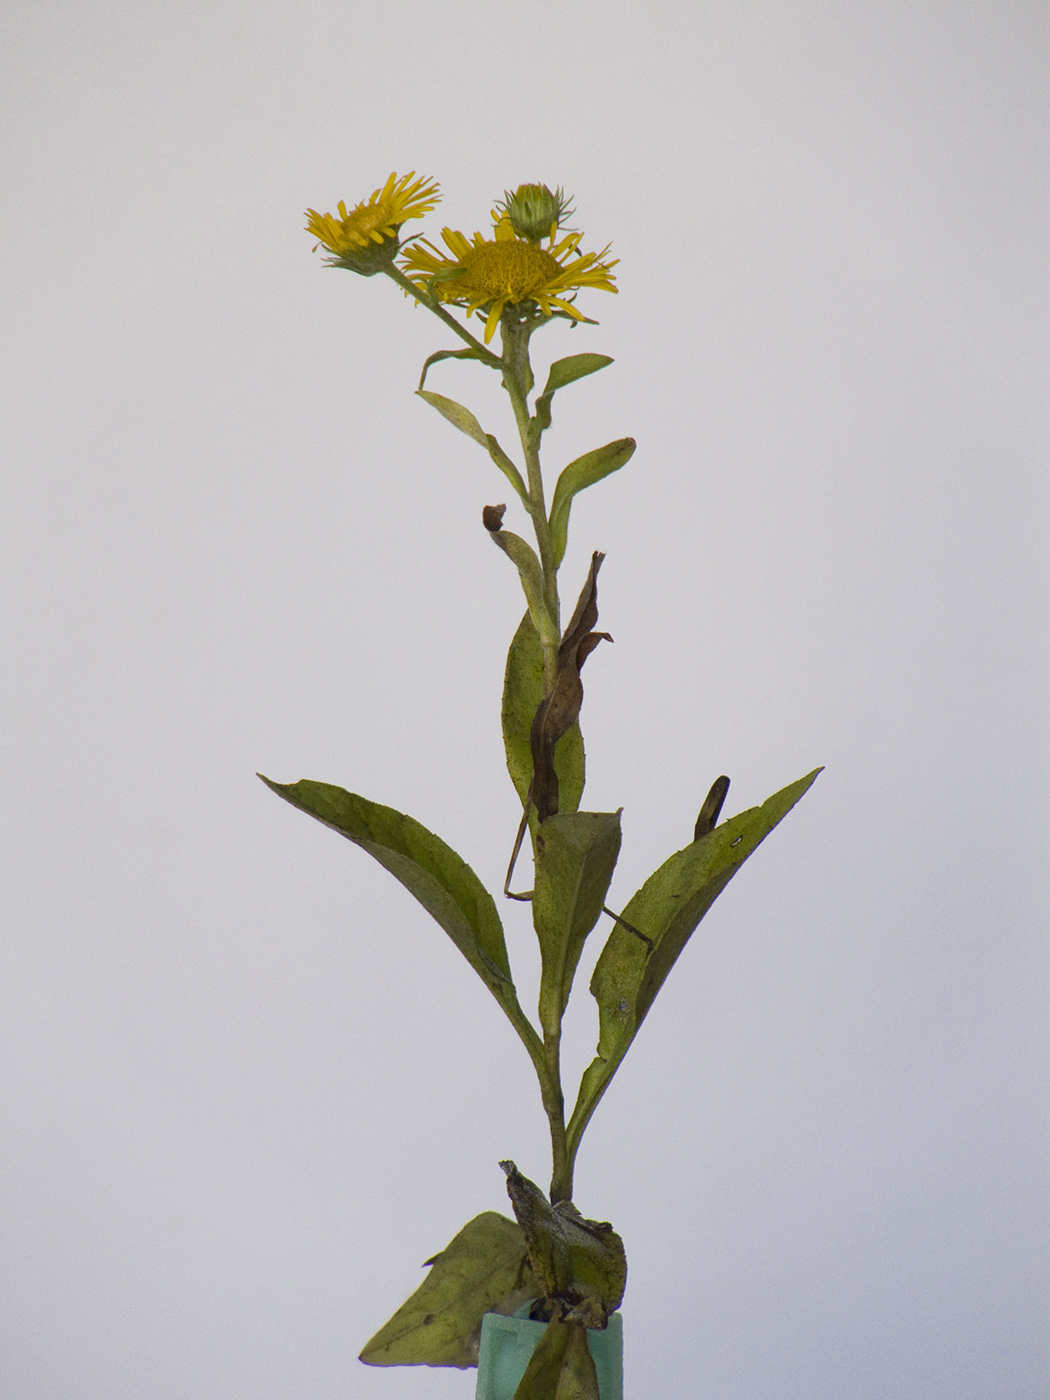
[263,172,821,1399]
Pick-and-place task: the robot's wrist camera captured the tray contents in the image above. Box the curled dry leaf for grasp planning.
[694,775,730,838]
[530,553,611,822]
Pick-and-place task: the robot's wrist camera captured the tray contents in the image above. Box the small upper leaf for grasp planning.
[418,347,498,391]
[359,1211,536,1369]
[533,354,614,436]
[483,512,559,651]
[416,390,528,501]
[416,388,489,445]
[548,439,635,568]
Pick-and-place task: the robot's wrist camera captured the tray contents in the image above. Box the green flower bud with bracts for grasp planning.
[497,183,575,243]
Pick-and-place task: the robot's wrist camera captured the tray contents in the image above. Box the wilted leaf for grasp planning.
[258,778,518,1012]
[548,439,635,568]
[568,768,823,1144]
[360,1212,537,1369]
[511,1317,600,1400]
[502,612,584,815]
[533,812,622,1033]
[532,354,614,437]
[530,554,611,822]
[500,1161,626,1317]
[694,774,730,838]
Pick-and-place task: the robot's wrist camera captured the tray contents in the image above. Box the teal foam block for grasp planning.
[475,1306,623,1399]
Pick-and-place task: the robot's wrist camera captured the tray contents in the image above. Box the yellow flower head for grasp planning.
[305,172,440,275]
[400,216,618,342]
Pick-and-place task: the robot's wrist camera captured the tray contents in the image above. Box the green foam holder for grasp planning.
[475,1303,623,1399]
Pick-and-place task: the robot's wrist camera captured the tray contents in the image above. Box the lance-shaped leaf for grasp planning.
[258,777,516,1005]
[416,389,528,502]
[532,354,614,437]
[360,1212,537,1369]
[418,346,499,391]
[512,1317,600,1400]
[548,439,635,568]
[500,1162,626,1319]
[502,611,585,815]
[483,505,559,652]
[533,811,622,1034]
[530,554,611,822]
[569,768,823,1144]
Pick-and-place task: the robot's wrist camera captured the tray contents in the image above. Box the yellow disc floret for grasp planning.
[400,214,617,341]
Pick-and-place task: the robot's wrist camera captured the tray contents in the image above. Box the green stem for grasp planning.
[544,1026,571,1204]
[387,273,575,1197]
[382,265,503,367]
[499,314,561,692]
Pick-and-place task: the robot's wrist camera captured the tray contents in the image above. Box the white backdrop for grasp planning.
[2,3,1047,1397]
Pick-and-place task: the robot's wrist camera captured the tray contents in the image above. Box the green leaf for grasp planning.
[512,1318,600,1400]
[416,389,528,501]
[360,1212,537,1369]
[533,811,622,1032]
[548,439,635,568]
[258,776,516,1005]
[533,354,614,436]
[486,529,559,651]
[569,768,823,1143]
[416,387,488,444]
[418,347,496,391]
[502,611,584,815]
[501,1160,626,1314]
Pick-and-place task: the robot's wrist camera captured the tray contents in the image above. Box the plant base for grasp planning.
[475,1304,623,1400]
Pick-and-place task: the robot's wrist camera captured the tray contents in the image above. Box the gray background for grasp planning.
[3,3,1047,1397]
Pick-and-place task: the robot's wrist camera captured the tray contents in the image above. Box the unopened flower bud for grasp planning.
[498,184,574,243]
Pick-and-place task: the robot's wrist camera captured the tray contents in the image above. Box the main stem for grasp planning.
[501,313,576,1201]
[500,316,560,689]
[400,286,575,1199]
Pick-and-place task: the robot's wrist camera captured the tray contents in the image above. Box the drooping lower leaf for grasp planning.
[259,777,516,1006]
[360,1212,537,1369]
[502,612,584,815]
[569,768,823,1144]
